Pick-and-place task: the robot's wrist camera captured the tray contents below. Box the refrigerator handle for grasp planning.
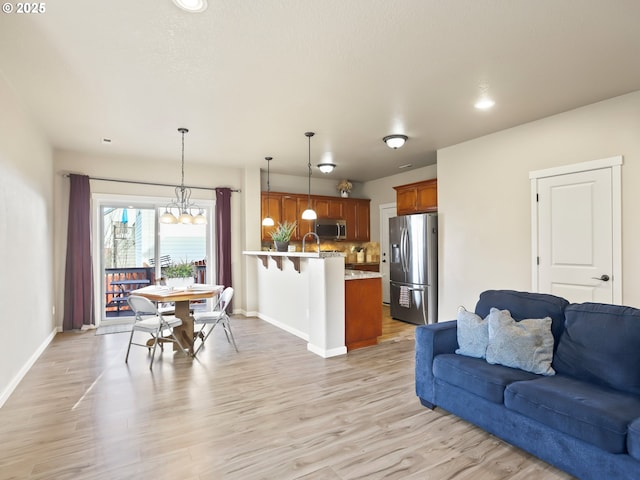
[402,226,410,273]
[400,227,406,273]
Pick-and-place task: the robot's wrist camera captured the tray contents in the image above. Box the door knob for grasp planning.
[591,274,610,281]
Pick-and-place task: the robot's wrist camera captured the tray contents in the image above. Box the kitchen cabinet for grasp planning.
[314,198,344,218]
[260,192,371,242]
[343,198,370,241]
[345,276,382,350]
[260,192,283,241]
[394,178,437,215]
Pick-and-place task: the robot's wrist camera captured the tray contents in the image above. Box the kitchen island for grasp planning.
[244,251,347,357]
[244,251,383,357]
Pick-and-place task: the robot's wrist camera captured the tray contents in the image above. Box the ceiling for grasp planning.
[1,1,639,182]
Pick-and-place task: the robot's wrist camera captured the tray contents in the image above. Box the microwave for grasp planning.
[315,218,347,240]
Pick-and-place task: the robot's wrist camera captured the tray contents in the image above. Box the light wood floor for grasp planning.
[0,313,573,480]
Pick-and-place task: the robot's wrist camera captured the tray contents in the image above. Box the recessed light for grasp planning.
[172,0,208,13]
[474,96,495,110]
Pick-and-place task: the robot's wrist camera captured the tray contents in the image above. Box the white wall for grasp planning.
[53,150,248,322]
[437,90,640,320]
[0,75,55,406]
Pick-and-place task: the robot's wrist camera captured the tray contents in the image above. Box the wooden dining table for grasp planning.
[130,284,224,355]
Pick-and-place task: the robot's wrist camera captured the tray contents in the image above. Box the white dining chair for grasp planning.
[126,295,188,369]
[193,287,237,356]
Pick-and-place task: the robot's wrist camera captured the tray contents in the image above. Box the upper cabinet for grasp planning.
[260,192,370,242]
[394,178,437,215]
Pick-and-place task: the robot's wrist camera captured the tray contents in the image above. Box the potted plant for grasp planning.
[337,179,353,198]
[161,260,196,288]
[270,221,297,252]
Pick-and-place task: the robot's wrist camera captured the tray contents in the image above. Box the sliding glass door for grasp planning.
[95,194,214,324]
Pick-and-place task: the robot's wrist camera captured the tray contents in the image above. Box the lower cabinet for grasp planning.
[345,278,382,350]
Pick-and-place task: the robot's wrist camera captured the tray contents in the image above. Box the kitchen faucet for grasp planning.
[302,231,320,253]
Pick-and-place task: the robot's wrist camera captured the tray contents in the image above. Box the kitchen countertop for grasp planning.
[243,250,345,258]
[344,269,382,281]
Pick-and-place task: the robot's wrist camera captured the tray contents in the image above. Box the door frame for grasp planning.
[92,193,215,325]
[529,155,623,304]
[379,202,396,304]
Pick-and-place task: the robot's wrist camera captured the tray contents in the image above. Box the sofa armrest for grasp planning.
[415,320,458,408]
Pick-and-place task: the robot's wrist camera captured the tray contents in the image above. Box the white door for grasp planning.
[532,157,622,304]
[379,203,396,304]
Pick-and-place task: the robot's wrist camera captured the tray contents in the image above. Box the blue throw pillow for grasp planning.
[554,303,640,395]
[485,308,555,376]
[455,306,489,359]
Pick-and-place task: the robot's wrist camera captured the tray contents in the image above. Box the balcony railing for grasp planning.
[104,263,207,317]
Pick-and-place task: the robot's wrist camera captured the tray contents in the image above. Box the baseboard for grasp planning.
[307,343,347,358]
[0,327,57,408]
[258,313,309,341]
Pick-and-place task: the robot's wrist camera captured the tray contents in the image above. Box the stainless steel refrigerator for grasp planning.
[389,213,438,325]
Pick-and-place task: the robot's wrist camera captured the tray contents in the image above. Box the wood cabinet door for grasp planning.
[314,198,344,218]
[394,179,437,215]
[395,186,418,215]
[261,192,282,241]
[281,194,300,239]
[343,200,357,241]
[416,180,437,212]
[297,196,315,240]
[355,199,370,241]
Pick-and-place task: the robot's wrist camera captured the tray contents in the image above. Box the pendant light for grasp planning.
[159,128,207,225]
[301,132,317,220]
[262,156,275,227]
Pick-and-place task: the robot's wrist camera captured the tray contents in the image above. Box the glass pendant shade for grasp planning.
[160,209,178,224]
[178,212,193,224]
[301,208,317,220]
[262,216,275,226]
[193,211,207,225]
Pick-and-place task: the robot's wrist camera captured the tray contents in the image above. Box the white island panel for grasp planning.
[244,251,346,358]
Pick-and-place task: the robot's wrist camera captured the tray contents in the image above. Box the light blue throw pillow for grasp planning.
[485,308,555,376]
[455,306,489,359]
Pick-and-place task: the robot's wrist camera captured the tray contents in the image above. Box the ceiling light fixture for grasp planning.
[172,0,208,12]
[301,132,317,220]
[383,134,408,149]
[159,128,207,225]
[262,156,275,227]
[474,96,495,110]
[317,162,336,174]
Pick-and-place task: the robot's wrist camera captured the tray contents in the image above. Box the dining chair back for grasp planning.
[126,295,188,369]
[193,287,237,356]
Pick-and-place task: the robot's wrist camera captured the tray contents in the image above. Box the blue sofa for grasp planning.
[415,290,640,480]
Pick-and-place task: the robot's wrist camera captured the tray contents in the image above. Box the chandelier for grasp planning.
[159,128,207,225]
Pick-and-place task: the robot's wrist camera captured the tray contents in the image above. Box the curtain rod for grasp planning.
[62,173,240,192]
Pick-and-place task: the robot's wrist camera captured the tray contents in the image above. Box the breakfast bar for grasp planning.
[244,251,346,357]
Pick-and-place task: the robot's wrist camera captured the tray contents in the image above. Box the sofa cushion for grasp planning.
[455,306,489,359]
[628,417,640,462]
[485,308,555,375]
[475,290,568,350]
[433,353,540,404]
[505,375,640,453]
[554,302,640,396]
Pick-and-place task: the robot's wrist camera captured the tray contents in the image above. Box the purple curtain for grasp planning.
[63,174,94,330]
[215,187,232,292]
